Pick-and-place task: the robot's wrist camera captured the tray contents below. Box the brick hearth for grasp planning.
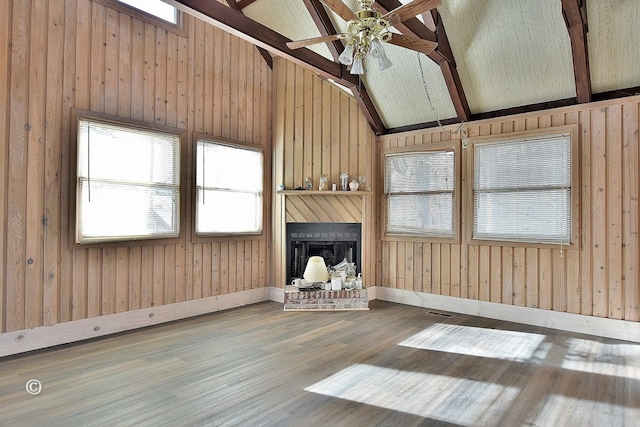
[283,288,369,311]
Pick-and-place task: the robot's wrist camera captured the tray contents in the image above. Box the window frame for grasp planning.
[464,124,580,249]
[93,0,189,37]
[70,109,186,247]
[192,134,266,241]
[381,141,461,243]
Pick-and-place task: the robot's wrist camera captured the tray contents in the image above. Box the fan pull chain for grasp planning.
[417,52,466,136]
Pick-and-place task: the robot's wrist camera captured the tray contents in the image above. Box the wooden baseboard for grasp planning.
[0,288,270,358]
[372,287,640,343]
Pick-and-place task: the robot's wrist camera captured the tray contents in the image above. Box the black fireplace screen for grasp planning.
[286,223,361,285]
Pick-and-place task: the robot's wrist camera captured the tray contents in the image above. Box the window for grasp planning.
[384,145,457,238]
[196,139,264,235]
[470,126,577,244]
[76,115,181,243]
[117,0,177,24]
[94,0,188,36]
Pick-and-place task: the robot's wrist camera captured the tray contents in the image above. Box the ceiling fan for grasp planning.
[286,0,440,74]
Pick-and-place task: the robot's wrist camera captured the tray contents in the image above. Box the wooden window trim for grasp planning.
[69,109,187,249]
[463,124,581,250]
[191,133,267,243]
[93,0,189,38]
[381,140,462,244]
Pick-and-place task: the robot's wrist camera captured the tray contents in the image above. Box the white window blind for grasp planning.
[473,134,571,243]
[196,141,263,234]
[76,119,180,243]
[385,151,454,237]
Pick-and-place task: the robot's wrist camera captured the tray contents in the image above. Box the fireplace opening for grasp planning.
[286,223,361,285]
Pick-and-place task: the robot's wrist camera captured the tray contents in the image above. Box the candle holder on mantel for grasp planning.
[319,174,328,191]
[358,176,367,191]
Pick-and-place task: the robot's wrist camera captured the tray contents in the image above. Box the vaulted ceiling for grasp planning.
[169,0,640,135]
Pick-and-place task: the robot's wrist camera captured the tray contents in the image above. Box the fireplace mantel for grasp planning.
[278,190,372,195]
[274,187,376,293]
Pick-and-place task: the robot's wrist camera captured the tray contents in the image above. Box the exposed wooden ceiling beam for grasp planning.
[235,0,258,10]
[303,0,342,61]
[225,0,273,69]
[562,0,591,103]
[167,0,386,134]
[375,0,470,122]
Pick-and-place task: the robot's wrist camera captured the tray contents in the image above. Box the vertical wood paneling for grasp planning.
[607,105,623,319]
[592,108,608,317]
[376,98,639,325]
[25,0,47,328]
[7,0,31,331]
[44,0,65,326]
[0,0,11,333]
[2,0,638,341]
[272,59,376,288]
[622,101,639,321]
[1,0,271,336]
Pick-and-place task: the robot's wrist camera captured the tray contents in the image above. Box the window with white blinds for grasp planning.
[473,133,572,243]
[196,140,263,235]
[76,118,181,243]
[385,150,455,237]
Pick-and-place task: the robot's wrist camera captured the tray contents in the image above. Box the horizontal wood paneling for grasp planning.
[378,98,640,322]
[0,0,272,334]
[272,59,377,289]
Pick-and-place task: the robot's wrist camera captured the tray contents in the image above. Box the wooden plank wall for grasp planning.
[378,98,640,322]
[0,0,272,334]
[272,58,377,288]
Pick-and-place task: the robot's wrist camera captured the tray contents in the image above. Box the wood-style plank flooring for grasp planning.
[0,300,638,426]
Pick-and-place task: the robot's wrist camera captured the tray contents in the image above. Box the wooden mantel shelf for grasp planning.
[278,190,371,195]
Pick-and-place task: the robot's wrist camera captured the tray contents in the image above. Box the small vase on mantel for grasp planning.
[349,178,359,191]
[340,172,349,191]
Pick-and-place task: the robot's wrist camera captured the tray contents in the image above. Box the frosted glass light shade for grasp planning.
[351,57,364,75]
[303,256,329,282]
[339,44,354,65]
[377,50,393,71]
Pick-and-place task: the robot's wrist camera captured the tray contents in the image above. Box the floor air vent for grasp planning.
[427,311,454,318]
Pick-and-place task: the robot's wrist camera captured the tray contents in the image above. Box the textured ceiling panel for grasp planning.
[587,0,640,93]
[439,0,576,113]
[362,42,457,128]
[243,0,334,60]
[219,0,639,132]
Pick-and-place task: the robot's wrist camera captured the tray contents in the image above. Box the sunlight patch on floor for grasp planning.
[561,338,640,380]
[305,363,520,426]
[398,323,549,362]
[532,394,640,426]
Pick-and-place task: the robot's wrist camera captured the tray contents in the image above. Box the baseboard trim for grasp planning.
[0,288,271,358]
[3,286,637,358]
[372,287,640,343]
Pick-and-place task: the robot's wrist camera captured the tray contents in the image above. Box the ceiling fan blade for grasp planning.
[318,0,358,22]
[382,0,442,25]
[385,33,437,55]
[286,34,343,50]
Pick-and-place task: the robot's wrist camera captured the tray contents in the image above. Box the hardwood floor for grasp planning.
[1,300,638,426]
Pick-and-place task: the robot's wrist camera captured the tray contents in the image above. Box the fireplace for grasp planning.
[286,223,361,285]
